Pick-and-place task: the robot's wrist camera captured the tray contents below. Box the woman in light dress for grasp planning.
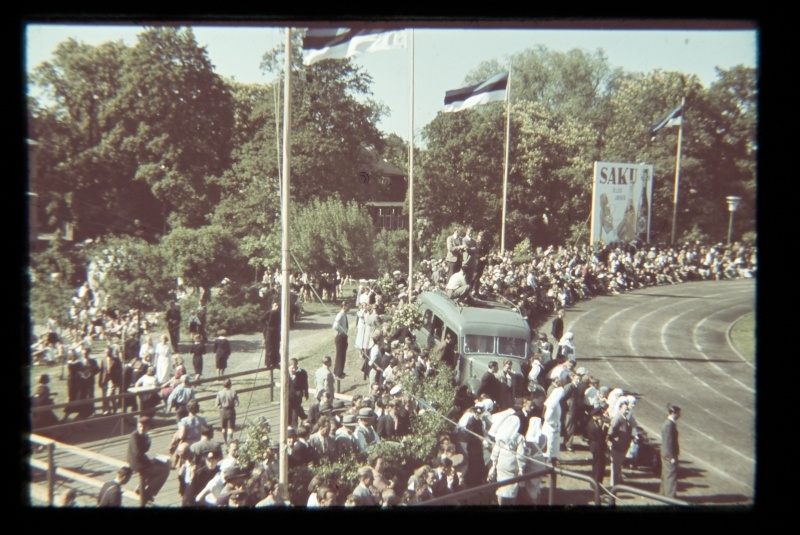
[488,413,527,505]
[154,334,173,385]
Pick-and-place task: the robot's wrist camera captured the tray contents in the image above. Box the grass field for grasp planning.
[730,312,756,363]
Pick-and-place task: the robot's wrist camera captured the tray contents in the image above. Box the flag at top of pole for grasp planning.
[302,27,406,66]
[648,104,683,138]
[443,72,509,113]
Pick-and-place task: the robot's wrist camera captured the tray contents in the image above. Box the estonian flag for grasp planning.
[302,27,406,66]
[443,72,509,113]
[647,104,683,138]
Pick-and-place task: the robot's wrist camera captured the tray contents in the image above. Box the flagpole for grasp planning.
[407,29,415,295]
[500,70,512,253]
[278,26,292,504]
[669,97,685,244]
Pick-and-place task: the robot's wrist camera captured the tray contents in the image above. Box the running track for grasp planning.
[561,278,755,504]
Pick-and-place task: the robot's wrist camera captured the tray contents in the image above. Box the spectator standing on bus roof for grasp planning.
[446,226,465,280]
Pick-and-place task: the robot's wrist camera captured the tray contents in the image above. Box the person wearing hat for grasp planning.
[562,367,590,452]
[585,405,609,486]
[354,407,381,454]
[353,465,379,506]
[213,329,231,379]
[660,404,682,499]
[127,415,169,505]
[334,414,360,455]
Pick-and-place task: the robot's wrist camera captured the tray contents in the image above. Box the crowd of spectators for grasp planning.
[30,236,756,507]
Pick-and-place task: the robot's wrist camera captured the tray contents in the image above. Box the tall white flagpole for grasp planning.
[670,97,685,244]
[278,26,292,503]
[407,29,415,294]
[500,70,512,253]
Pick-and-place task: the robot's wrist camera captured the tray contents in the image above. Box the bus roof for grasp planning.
[416,291,530,339]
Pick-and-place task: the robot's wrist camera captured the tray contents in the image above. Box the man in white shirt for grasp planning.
[446,267,472,304]
[332,302,350,379]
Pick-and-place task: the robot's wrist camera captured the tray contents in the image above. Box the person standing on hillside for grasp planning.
[332,302,351,379]
[660,405,681,499]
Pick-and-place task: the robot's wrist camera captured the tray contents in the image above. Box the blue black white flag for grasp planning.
[443,72,509,113]
[302,27,406,66]
[647,104,683,138]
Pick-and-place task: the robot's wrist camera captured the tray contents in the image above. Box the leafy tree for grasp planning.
[28,38,160,240]
[260,32,387,204]
[159,225,245,300]
[83,235,173,312]
[108,27,235,230]
[28,234,89,326]
[291,198,376,279]
[373,229,409,278]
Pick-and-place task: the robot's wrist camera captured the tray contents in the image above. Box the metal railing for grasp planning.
[31,367,278,437]
[28,434,147,506]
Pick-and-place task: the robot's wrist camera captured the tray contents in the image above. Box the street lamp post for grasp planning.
[725,196,741,245]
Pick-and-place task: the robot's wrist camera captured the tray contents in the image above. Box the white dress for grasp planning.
[354,309,367,351]
[542,387,563,460]
[155,342,173,385]
[491,433,527,498]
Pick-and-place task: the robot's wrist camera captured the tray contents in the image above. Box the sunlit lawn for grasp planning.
[730,312,755,363]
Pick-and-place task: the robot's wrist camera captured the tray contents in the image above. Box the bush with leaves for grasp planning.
[390,302,424,335]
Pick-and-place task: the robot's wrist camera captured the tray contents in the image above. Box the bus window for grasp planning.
[444,327,458,350]
[431,315,444,340]
[498,337,526,359]
[464,334,494,354]
[423,309,433,329]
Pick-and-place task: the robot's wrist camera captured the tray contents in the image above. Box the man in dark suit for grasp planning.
[166,301,182,352]
[476,361,502,403]
[585,406,608,485]
[660,405,681,498]
[127,416,169,505]
[263,302,281,369]
[289,426,314,467]
[515,398,535,437]
[98,466,132,507]
[376,403,397,440]
[288,358,309,427]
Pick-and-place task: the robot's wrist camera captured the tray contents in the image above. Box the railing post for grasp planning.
[269,369,274,403]
[138,472,146,507]
[548,471,556,505]
[46,441,55,506]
